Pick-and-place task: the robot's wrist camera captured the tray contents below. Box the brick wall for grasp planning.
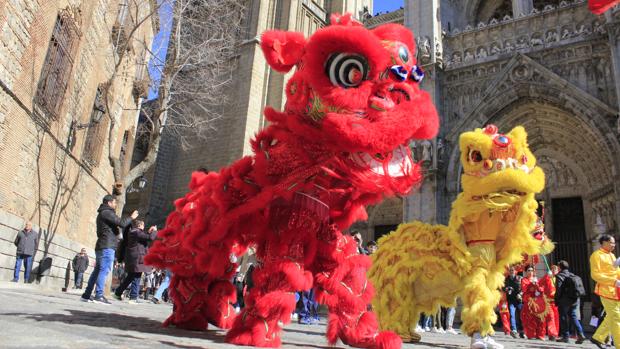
[0,0,155,289]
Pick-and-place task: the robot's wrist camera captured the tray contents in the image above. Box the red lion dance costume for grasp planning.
[145,14,438,349]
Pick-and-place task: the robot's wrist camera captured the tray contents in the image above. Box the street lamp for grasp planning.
[126,176,148,193]
[137,176,147,190]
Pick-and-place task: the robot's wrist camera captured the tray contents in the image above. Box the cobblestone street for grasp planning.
[0,282,598,349]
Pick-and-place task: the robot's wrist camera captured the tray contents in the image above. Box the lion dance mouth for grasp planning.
[351,145,413,177]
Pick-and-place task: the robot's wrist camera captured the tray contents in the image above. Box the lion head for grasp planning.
[459,125,545,197]
[259,14,439,190]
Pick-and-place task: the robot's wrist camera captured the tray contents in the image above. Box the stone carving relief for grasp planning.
[490,42,501,55]
[537,155,579,189]
[451,52,462,64]
[593,20,607,35]
[516,36,529,50]
[561,27,572,40]
[464,49,474,62]
[418,36,431,64]
[531,33,544,47]
[444,3,607,69]
[575,23,591,37]
[546,30,558,43]
[591,193,617,235]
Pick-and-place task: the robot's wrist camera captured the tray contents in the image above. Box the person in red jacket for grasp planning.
[521,266,548,340]
[540,267,559,340]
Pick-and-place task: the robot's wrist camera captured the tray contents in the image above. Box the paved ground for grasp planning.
[0,281,599,348]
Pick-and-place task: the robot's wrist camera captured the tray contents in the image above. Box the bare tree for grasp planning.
[102,0,246,211]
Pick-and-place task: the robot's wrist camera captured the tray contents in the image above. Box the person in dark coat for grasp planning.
[81,195,137,304]
[72,248,89,289]
[12,221,39,283]
[554,260,586,343]
[113,220,157,303]
[502,266,523,338]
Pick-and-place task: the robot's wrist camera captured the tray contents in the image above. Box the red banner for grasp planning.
[589,0,620,14]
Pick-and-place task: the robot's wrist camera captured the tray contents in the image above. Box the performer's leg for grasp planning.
[313,225,401,349]
[226,221,314,347]
[536,317,546,340]
[460,244,500,337]
[595,298,620,349]
[164,273,211,331]
[501,313,510,334]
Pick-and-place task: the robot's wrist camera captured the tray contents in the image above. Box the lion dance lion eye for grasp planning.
[325,53,369,88]
[468,149,483,163]
[398,46,409,63]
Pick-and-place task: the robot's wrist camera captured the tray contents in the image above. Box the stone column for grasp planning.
[403,0,441,223]
[512,0,533,18]
[604,12,620,234]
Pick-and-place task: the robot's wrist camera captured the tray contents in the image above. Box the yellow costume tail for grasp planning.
[369,222,471,340]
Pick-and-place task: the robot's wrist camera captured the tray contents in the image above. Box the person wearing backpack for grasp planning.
[590,234,620,349]
[554,260,586,344]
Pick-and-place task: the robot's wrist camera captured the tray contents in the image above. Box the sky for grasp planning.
[147,1,173,100]
[373,0,404,16]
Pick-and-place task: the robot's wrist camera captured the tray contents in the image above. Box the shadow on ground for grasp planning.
[1,309,226,343]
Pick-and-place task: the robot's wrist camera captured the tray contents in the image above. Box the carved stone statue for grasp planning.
[490,42,501,55]
[504,40,514,53]
[516,36,528,50]
[451,52,462,64]
[531,35,543,46]
[561,28,572,39]
[464,50,474,61]
[545,30,558,43]
[477,47,487,58]
[420,140,432,163]
[594,20,607,35]
[576,24,591,37]
[418,36,431,63]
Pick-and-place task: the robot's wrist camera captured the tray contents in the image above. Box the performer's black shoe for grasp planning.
[575,334,585,344]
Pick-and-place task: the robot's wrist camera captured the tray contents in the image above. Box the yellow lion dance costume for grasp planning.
[369,125,554,349]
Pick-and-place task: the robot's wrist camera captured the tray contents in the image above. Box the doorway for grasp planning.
[551,197,590,299]
[374,224,398,241]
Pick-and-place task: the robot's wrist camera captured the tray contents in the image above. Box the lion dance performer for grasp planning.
[145,13,439,349]
[369,125,553,349]
[521,265,548,340]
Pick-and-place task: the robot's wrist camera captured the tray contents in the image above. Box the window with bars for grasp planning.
[82,85,109,168]
[112,0,134,55]
[34,10,79,120]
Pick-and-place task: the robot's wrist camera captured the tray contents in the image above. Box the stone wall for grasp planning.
[0,208,94,289]
[0,0,155,289]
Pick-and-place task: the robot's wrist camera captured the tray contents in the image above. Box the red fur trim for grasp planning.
[372,24,415,57]
[374,331,403,349]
